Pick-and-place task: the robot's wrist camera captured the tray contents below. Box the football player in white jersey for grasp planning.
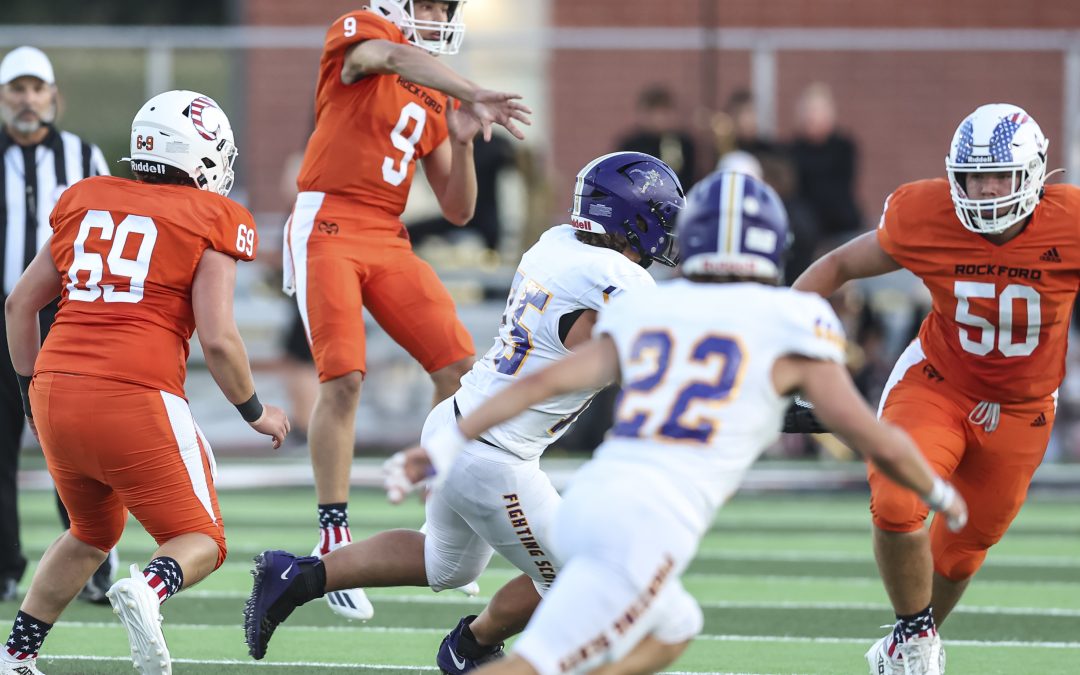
[378,170,968,675]
[242,152,686,665]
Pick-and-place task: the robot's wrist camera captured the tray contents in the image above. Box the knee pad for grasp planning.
[426,556,485,592]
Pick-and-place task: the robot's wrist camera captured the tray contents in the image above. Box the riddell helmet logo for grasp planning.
[189,96,220,141]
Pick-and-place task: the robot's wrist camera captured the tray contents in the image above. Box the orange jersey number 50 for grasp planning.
[954,281,1040,357]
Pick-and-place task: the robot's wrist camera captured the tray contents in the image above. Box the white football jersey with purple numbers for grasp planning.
[592,279,847,532]
[455,225,654,460]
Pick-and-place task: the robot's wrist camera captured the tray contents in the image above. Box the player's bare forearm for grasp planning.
[192,249,258,404]
[799,361,934,497]
[200,331,258,405]
[459,337,620,439]
[345,41,476,100]
[4,244,60,375]
[441,141,477,225]
[792,231,900,297]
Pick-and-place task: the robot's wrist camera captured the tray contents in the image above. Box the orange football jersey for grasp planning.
[878,178,1080,402]
[36,176,258,397]
[296,10,451,218]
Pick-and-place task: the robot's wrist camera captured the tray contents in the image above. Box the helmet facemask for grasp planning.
[369,0,466,56]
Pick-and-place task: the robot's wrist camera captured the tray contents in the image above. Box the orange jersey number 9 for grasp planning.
[383,102,428,186]
[67,210,158,304]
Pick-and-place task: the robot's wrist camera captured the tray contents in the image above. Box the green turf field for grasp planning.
[4,484,1077,674]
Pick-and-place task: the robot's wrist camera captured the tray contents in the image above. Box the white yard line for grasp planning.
[168,589,1080,617]
[52,621,1080,649]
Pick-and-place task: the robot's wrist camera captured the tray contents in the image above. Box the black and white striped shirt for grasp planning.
[1,125,108,296]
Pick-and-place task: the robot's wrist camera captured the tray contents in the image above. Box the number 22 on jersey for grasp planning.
[612,329,746,444]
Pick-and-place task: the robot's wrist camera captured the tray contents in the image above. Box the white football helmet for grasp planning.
[367,0,467,56]
[945,103,1048,235]
[122,90,237,197]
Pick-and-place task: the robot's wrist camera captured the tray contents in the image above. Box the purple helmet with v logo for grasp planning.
[677,171,789,282]
[569,151,685,268]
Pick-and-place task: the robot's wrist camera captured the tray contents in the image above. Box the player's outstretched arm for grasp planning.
[777,356,967,531]
[791,231,901,298]
[192,249,290,448]
[384,336,620,501]
[343,41,532,141]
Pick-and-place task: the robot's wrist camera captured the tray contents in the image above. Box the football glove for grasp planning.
[782,396,828,434]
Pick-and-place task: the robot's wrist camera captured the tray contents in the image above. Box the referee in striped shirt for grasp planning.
[0,46,113,604]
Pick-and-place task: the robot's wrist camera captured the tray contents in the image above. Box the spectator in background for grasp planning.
[715,89,779,162]
[0,46,114,605]
[788,82,862,243]
[616,84,697,188]
[408,131,520,254]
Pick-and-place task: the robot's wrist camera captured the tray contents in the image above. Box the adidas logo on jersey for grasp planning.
[1031,412,1047,427]
[1039,247,1062,263]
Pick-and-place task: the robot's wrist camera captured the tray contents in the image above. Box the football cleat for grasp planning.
[244,550,319,660]
[865,634,904,675]
[0,657,46,675]
[106,564,171,675]
[312,534,374,621]
[898,634,943,675]
[437,615,504,675]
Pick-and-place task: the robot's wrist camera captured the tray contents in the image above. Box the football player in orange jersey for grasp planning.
[0,90,289,675]
[283,0,531,620]
[793,103,1071,675]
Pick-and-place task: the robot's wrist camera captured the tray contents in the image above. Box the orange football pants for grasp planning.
[285,192,475,382]
[32,372,227,567]
[869,345,1052,581]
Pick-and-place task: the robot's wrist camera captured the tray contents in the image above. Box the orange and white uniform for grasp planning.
[871,178,1080,580]
[31,175,258,566]
[284,10,474,382]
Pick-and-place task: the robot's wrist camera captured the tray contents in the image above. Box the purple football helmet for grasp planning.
[569,151,685,268]
[677,170,789,282]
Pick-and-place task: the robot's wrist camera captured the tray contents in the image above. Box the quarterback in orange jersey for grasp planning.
[0,90,288,675]
[283,0,531,620]
[794,103,1072,675]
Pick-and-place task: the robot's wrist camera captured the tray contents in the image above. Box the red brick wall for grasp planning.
[554,0,1080,29]
[550,0,1076,229]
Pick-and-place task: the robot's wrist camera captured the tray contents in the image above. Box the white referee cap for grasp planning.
[0,46,55,85]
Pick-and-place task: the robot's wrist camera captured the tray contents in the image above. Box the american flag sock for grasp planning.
[142,556,184,605]
[890,605,936,656]
[3,611,52,661]
[317,503,350,555]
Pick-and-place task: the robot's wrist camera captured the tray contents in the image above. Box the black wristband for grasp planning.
[16,374,32,419]
[235,392,264,423]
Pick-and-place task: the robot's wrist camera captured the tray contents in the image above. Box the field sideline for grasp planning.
[4,483,1077,674]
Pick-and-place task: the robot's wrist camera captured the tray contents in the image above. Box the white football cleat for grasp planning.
[106,564,171,674]
[0,658,45,675]
[865,634,904,675]
[898,634,943,675]
[312,535,374,621]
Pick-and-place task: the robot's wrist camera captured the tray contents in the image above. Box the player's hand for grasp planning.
[925,478,968,532]
[940,490,968,532]
[249,404,290,449]
[382,447,435,504]
[25,416,39,442]
[457,89,532,141]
